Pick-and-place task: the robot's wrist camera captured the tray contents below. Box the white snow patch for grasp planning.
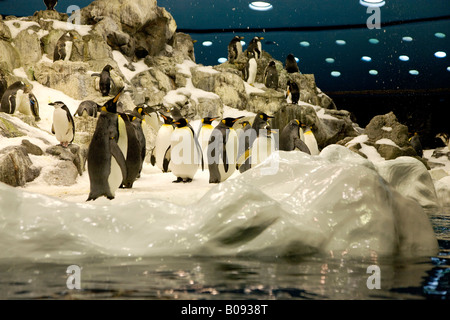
[375,138,400,148]
[41,19,92,36]
[3,19,40,38]
[112,50,149,82]
[345,134,369,148]
[382,126,393,132]
[316,108,338,120]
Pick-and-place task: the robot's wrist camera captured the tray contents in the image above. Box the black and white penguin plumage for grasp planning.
[247,36,263,59]
[208,116,243,183]
[436,132,449,148]
[228,36,244,64]
[198,116,218,168]
[286,80,300,104]
[264,60,279,90]
[279,119,311,154]
[50,101,75,148]
[0,81,29,115]
[87,89,127,201]
[74,100,100,118]
[0,70,8,100]
[285,54,300,73]
[28,93,41,121]
[151,112,174,172]
[243,51,257,85]
[91,65,115,97]
[53,32,76,61]
[44,0,58,10]
[302,124,319,155]
[409,132,423,157]
[170,118,203,183]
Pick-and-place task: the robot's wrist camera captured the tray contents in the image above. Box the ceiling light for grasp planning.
[369,38,379,44]
[202,41,213,47]
[218,57,227,64]
[331,71,341,77]
[434,51,447,58]
[325,58,335,63]
[447,67,450,72]
[369,70,378,75]
[249,2,273,11]
[294,57,299,63]
[336,40,346,45]
[402,36,413,42]
[435,32,446,39]
[359,0,386,7]
[240,40,246,46]
[361,56,372,62]
[399,55,410,61]
[299,41,310,47]
[409,70,419,75]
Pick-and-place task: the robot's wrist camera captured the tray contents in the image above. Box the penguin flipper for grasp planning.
[91,73,101,77]
[51,123,55,134]
[150,148,156,166]
[163,145,171,173]
[294,138,311,155]
[110,139,128,182]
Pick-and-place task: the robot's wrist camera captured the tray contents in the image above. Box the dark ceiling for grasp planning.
[1,0,449,93]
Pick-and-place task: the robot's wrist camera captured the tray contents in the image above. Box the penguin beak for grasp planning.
[232,116,245,122]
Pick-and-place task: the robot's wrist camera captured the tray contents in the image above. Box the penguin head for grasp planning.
[173,118,189,128]
[101,87,123,113]
[103,64,113,72]
[202,117,218,125]
[247,51,256,60]
[49,101,66,109]
[160,112,174,125]
[240,120,251,128]
[221,116,244,128]
[257,112,275,122]
[268,61,276,68]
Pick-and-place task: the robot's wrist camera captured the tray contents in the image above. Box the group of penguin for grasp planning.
[228,36,301,104]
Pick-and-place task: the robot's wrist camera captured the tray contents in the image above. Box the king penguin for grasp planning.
[197,116,218,168]
[50,101,75,148]
[286,80,300,105]
[1,81,30,115]
[151,112,174,172]
[169,118,203,183]
[243,51,257,85]
[119,113,143,188]
[285,54,300,73]
[250,124,275,167]
[87,88,127,201]
[279,119,311,154]
[91,65,115,96]
[228,36,244,64]
[247,36,263,59]
[208,116,243,183]
[53,32,76,62]
[302,124,319,155]
[264,60,279,90]
[44,0,57,10]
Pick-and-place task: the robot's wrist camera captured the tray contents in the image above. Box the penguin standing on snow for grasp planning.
[286,80,300,104]
[0,81,36,118]
[91,65,115,96]
[169,118,203,183]
[264,60,279,89]
[208,116,244,183]
[53,32,76,62]
[151,113,175,172]
[247,36,264,59]
[50,101,75,148]
[243,51,257,85]
[86,89,127,201]
[285,54,300,73]
[198,116,218,168]
[228,36,244,64]
[279,119,311,154]
[44,0,58,10]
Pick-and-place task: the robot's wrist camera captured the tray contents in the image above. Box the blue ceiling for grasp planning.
[1,0,449,93]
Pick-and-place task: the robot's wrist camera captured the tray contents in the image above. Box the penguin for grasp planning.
[119,113,144,188]
[247,36,263,59]
[74,100,100,118]
[286,80,300,104]
[151,112,174,172]
[0,70,8,100]
[53,32,76,62]
[279,119,311,154]
[435,132,449,148]
[250,124,275,167]
[264,60,279,90]
[409,132,423,157]
[44,0,57,10]
[0,81,29,115]
[28,93,41,122]
[130,115,146,177]
[302,124,319,155]
[91,65,115,97]
[228,36,244,64]
[208,116,244,183]
[86,89,127,201]
[285,54,300,73]
[197,116,218,168]
[170,117,203,183]
[50,101,75,148]
[169,105,183,121]
[237,120,251,162]
[243,51,257,85]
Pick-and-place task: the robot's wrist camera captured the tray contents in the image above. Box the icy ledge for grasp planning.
[0,145,438,261]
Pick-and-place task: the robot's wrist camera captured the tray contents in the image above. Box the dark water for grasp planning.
[1,208,449,301]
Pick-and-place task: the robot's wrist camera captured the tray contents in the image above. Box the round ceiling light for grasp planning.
[399,55,410,61]
[409,70,419,75]
[218,57,227,64]
[359,0,386,7]
[202,41,213,47]
[361,56,372,62]
[249,2,273,11]
[435,32,446,39]
[331,71,341,77]
[402,36,413,42]
[369,38,379,44]
[435,51,447,58]
[336,40,346,45]
[325,58,335,63]
[369,70,378,75]
[299,41,310,47]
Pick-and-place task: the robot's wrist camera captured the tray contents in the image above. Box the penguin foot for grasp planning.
[183,178,193,183]
[172,177,183,183]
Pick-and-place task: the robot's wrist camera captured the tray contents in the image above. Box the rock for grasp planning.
[43,161,79,186]
[0,114,25,138]
[0,40,21,71]
[0,21,12,40]
[434,176,450,207]
[13,28,42,66]
[131,67,175,101]
[46,144,84,175]
[21,139,43,156]
[172,32,196,62]
[0,146,40,187]
[213,72,248,110]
